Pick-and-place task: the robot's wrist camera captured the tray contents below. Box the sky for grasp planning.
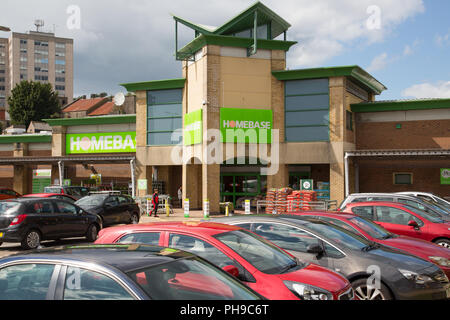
[1,0,449,101]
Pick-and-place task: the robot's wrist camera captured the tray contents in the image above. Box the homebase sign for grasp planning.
[67,132,136,154]
[220,108,273,144]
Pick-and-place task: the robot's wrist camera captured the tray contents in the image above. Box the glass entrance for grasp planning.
[220,174,264,207]
[289,172,311,190]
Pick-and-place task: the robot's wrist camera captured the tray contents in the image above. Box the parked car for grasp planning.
[44,186,90,200]
[22,193,77,203]
[95,222,355,300]
[0,198,102,250]
[339,193,450,221]
[288,211,450,278]
[341,201,450,248]
[396,192,450,211]
[0,188,21,201]
[209,215,450,300]
[75,193,140,226]
[0,244,264,300]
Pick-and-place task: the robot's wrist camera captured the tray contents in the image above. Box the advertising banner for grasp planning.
[184,109,203,145]
[66,132,136,154]
[220,108,273,144]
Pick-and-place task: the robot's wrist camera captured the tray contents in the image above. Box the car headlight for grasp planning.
[429,256,450,267]
[283,281,333,300]
[398,269,434,285]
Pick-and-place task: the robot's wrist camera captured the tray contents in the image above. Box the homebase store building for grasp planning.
[0,2,448,212]
[120,2,449,213]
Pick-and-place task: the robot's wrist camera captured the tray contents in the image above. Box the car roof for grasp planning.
[0,197,53,203]
[345,201,408,207]
[100,221,243,237]
[291,211,357,220]
[23,193,63,197]
[2,244,195,273]
[348,193,419,200]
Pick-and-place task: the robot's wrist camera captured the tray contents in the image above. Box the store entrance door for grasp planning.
[220,173,267,208]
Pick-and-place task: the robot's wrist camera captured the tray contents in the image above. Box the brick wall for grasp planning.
[356,119,450,150]
[358,159,450,198]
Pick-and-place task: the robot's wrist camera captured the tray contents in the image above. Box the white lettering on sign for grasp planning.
[69,134,136,153]
[223,120,271,130]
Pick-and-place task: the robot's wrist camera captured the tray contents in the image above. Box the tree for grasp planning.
[7,81,61,128]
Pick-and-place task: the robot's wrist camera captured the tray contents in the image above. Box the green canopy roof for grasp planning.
[173,1,291,39]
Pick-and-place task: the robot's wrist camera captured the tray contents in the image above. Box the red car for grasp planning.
[0,188,21,201]
[341,201,450,248]
[95,222,355,300]
[290,211,450,278]
[22,193,77,203]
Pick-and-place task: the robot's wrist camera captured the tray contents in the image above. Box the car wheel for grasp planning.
[86,224,99,242]
[21,230,41,250]
[351,278,393,300]
[130,212,140,225]
[434,239,450,249]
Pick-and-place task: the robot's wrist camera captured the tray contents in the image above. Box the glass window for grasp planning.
[214,230,300,274]
[305,222,370,251]
[0,202,21,215]
[127,257,260,300]
[394,173,413,185]
[351,206,374,220]
[169,234,234,268]
[348,217,393,240]
[105,196,119,206]
[64,266,133,300]
[322,242,345,258]
[234,29,252,38]
[256,24,268,39]
[403,205,444,223]
[29,201,54,214]
[375,206,422,226]
[118,232,161,245]
[76,195,108,207]
[55,201,78,214]
[0,264,55,300]
[252,222,320,253]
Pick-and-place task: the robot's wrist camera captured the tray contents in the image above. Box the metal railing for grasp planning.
[134,195,173,216]
[257,200,338,214]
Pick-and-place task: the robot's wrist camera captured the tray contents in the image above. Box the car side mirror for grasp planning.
[408,220,419,229]
[306,244,324,255]
[222,265,239,278]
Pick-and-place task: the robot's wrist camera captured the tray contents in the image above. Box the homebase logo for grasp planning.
[223,120,271,130]
[170,128,279,176]
[67,132,137,154]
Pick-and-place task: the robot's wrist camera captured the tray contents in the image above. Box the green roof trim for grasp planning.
[44,115,136,127]
[174,2,291,40]
[121,78,186,92]
[213,1,291,39]
[351,98,450,113]
[178,34,296,57]
[0,134,52,144]
[272,65,387,95]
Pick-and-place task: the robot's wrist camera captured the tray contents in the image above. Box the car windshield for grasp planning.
[0,202,21,215]
[126,257,261,300]
[403,205,445,223]
[304,222,371,251]
[420,199,450,216]
[434,197,450,209]
[348,216,394,240]
[75,195,108,207]
[214,230,301,275]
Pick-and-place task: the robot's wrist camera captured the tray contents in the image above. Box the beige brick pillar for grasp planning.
[202,164,220,213]
[13,142,30,195]
[329,77,346,204]
[267,164,289,190]
[51,126,66,157]
[183,162,202,209]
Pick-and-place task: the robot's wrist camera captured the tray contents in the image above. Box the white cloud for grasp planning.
[435,33,450,47]
[366,53,389,72]
[402,81,450,99]
[0,0,426,95]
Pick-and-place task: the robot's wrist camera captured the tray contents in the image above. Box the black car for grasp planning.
[75,193,140,226]
[210,215,450,300]
[44,186,90,200]
[0,198,102,250]
[0,244,264,300]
